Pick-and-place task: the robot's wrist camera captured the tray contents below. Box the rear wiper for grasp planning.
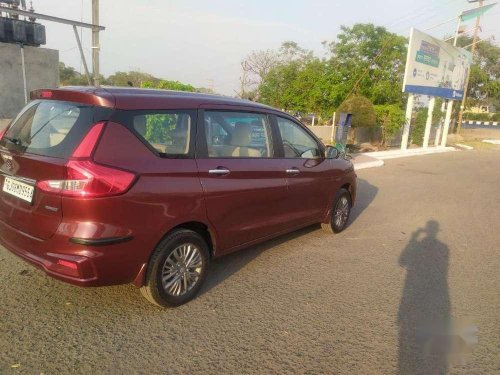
[3,136,23,146]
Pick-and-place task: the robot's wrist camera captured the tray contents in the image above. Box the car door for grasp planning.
[272,115,341,225]
[195,108,289,254]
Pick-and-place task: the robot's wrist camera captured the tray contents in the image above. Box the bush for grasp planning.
[491,113,500,122]
[374,104,405,146]
[463,112,492,121]
[411,108,427,146]
[337,95,376,128]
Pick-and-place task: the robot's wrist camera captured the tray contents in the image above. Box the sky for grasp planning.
[29,0,500,95]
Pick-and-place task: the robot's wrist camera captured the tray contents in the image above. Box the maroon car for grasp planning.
[0,87,356,306]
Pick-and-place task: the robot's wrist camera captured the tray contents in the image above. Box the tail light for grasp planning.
[0,126,8,141]
[37,122,136,198]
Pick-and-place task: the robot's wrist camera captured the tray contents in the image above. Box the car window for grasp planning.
[0,100,97,158]
[204,111,272,158]
[132,112,192,155]
[276,117,321,159]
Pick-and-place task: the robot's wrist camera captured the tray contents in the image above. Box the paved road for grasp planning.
[1,148,499,374]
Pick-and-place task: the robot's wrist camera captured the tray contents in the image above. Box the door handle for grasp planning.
[286,168,300,175]
[209,168,230,176]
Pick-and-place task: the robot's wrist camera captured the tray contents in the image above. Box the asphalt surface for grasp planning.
[1,147,499,374]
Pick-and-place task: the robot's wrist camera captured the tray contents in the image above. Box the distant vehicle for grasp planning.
[0,87,357,306]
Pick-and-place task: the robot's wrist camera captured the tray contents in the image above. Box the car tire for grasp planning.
[321,188,352,234]
[140,229,210,307]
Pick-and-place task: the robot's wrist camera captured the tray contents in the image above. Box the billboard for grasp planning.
[402,28,472,100]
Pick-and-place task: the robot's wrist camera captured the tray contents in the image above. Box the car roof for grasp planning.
[31,86,278,112]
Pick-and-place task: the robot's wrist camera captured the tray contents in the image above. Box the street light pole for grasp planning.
[456,0,483,134]
[92,0,100,87]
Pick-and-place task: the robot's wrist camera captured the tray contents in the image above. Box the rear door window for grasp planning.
[203,111,272,158]
[0,100,103,158]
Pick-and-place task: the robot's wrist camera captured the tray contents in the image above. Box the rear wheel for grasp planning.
[321,188,351,234]
[140,229,210,307]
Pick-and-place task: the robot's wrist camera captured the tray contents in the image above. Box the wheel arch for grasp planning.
[132,220,217,287]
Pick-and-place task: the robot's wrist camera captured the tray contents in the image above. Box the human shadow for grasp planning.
[349,178,378,223]
[397,220,451,375]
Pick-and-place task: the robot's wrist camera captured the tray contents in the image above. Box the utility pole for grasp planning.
[456,0,483,134]
[92,0,100,87]
[440,16,462,147]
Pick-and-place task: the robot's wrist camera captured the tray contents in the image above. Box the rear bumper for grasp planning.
[0,218,145,287]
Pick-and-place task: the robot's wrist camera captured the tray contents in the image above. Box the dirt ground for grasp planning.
[1,147,499,374]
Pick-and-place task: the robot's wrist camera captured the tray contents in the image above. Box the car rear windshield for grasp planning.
[0,100,110,159]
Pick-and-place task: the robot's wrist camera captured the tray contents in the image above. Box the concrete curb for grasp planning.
[455,143,474,150]
[482,139,500,145]
[353,159,384,171]
[364,146,456,160]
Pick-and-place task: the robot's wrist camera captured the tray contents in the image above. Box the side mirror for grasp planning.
[325,145,339,159]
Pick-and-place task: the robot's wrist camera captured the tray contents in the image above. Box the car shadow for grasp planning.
[349,177,378,223]
[200,225,319,296]
[397,220,451,374]
[200,178,377,296]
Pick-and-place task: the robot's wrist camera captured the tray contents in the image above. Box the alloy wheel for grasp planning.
[334,196,350,229]
[161,243,203,296]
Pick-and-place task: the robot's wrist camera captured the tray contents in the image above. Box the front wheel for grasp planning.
[140,229,210,307]
[321,188,352,234]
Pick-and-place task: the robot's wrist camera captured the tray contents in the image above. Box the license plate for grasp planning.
[2,177,34,203]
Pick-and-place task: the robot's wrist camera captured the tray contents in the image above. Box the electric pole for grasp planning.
[456,0,483,134]
[92,0,100,87]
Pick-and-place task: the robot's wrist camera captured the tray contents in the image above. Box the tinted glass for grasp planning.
[0,100,98,158]
[132,112,193,155]
[204,111,272,158]
[276,117,321,159]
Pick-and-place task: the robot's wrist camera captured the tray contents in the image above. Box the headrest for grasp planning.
[231,122,251,146]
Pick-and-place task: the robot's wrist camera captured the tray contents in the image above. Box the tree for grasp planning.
[325,24,407,106]
[337,95,376,128]
[59,62,92,86]
[374,104,405,146]
[456,35,500,110]
[107,71,159,87]
[141,79,196,92]
[241,49,280,89]
[256,25,407,118]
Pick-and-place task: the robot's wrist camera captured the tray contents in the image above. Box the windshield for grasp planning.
[1,100,104,159]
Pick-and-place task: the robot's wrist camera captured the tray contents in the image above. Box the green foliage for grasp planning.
[258,24,407,118]
[137,80,195,145]
[141,80,196,92]
[456,35,500,110]
[491,113,500,122]
[59,62,93,85]
[463,112,494,121]
[107,71,158,87]
[143,114,177,144]
[374,104,405,145]
[325,23,407,106]
[337,95,376,128]
[59,64,200,93]
[411,108,428,146]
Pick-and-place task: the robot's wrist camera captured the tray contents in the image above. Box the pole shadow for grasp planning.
[397,220,451,375]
